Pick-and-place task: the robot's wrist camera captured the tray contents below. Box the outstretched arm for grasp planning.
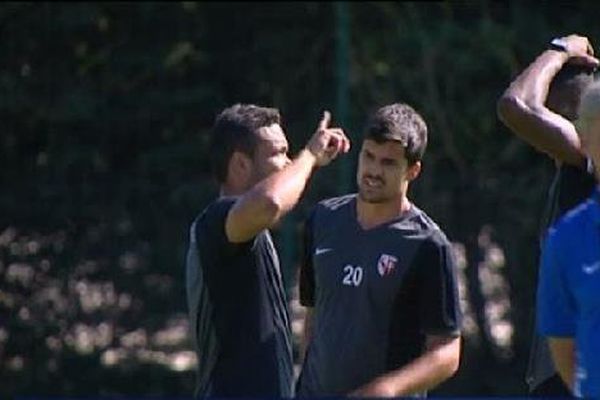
[497,34,598,167]
[225,111,350,243]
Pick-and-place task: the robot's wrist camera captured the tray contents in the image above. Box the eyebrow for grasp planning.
[381,157,398,165]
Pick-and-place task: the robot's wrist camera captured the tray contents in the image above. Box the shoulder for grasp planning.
[400,205,451,247]
[549,197,596,242]
[198,196,237,220]
[316,193,356,211]
[311,193,356,220]
[193,196,239,234]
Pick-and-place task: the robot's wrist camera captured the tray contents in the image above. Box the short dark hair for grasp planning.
[209,103,281,183]
[547,64,595,121]
[364,103,428,165]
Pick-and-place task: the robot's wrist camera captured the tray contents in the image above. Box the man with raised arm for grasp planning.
[185,104,350,397]
[497,34,599,396]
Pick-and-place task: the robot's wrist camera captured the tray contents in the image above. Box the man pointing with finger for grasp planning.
[185,104,350,397]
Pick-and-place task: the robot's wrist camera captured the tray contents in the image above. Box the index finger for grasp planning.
[318,110,331,131]
[570,55,600,69]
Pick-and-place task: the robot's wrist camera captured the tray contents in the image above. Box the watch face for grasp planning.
[550,38,568,52]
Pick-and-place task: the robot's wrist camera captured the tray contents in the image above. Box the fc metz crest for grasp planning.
[377,254,397,277]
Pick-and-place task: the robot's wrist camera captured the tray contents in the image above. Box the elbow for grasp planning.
[445,351,460,378]
[436,350,460,381]
[260,192,287,225]
[496,94,518,125]
[497,94,536,137]
[434,338,461,380]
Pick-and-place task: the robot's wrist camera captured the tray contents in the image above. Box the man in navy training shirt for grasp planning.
[185,104,350,397]
[297,103,462,397]
[497,34,599,396]
[537,79,600,398]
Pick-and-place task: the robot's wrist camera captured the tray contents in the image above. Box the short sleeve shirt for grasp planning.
[297,194,462,396]
[185,197,294,397]
[527,162,596,390]
[537,190,600,398]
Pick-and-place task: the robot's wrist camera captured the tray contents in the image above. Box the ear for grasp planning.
[227,151,253,187]
[406,161,421,182]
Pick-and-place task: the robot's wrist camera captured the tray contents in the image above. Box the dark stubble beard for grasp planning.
[358,186,392,204]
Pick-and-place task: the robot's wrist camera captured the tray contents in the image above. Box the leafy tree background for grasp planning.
[1,1,598,396]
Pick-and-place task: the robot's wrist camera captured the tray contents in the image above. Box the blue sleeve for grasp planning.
[537,228,576,337]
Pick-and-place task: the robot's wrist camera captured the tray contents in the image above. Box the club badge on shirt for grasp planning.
[377,254,398,277]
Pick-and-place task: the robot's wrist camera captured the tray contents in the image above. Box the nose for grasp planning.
[365,160,383,177]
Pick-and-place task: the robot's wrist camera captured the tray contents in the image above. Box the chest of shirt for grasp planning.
[311,227,423,304]
[566,228,600,313]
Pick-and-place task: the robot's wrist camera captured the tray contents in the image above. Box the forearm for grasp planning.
[497,97,585,166]
[225,149,318,243]
[300,308,314,364]
[383,339,459,395]
[501,49,568,108]
[548,337,576,391]
[497,49,585,166]
[352,337,460,397]
[255,149,317,223]
[226,112,349,243]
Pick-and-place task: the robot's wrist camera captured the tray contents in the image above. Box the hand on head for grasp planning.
[559,34,600,69]
[306,110,351,167]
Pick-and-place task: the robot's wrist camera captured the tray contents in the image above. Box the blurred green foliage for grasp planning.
[2,1,600,396]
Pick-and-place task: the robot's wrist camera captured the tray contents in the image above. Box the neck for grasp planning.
[356,193,411,230]
[220,183,246,197]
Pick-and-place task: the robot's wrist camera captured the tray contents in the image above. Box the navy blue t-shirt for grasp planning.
[297,195,461,396]
[185,197,294,397]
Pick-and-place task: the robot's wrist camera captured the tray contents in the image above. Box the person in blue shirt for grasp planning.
[537,80,600,398]
[497,34,599,396]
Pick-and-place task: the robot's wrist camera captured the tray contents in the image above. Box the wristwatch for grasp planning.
[549,37,569,53]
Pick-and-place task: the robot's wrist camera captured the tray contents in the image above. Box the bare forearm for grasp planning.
[384,340,459,395]
[300,308,314,364]
[497,49,585,166]
[256,149,317,223]
[226,112,349,243]
[501,50,568,107]
[225,149,317,243]
[351,337,460,397]
[497,95,585,166]
[548,337,576,390]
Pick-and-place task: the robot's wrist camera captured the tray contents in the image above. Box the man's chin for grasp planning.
[358,191,388,204]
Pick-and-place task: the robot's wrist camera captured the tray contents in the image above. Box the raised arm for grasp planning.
[497,34,598,167]
[226,111,350,243]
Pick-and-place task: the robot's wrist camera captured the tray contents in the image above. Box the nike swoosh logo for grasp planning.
[315,248,333,256]
[583,261,600,274]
